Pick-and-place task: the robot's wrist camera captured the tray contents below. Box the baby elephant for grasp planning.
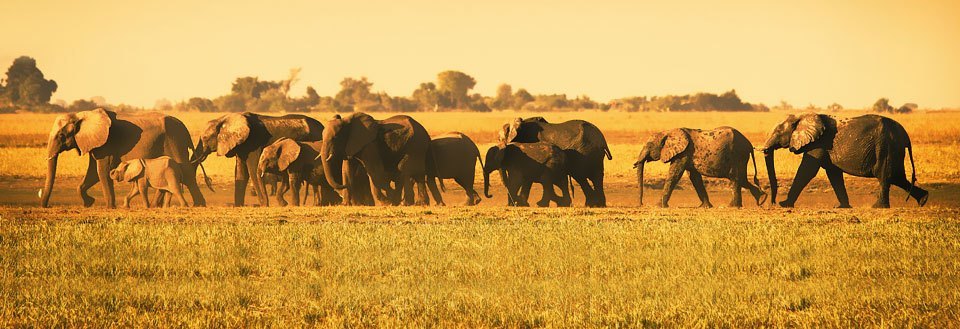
[426,132,484,206]
[483,142,571,207]
[258,138,343,206]
[634,127,767,208]
[110,156,188,208]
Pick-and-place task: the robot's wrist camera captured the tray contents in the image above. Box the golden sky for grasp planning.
[3,0,959,108]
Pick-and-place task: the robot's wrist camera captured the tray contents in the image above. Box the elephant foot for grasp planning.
[870,201,889,209]
[699,202,714,209]
[727,201,743,208]
[755,192,768,206]
[836,203,853,209]
[778,200,795,208]
[536,200,551,207]
[80,194,95,207]
[917,191,929,207]
[658,201,669,208]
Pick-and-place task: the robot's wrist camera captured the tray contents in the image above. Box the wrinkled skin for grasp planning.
[633,127,766,208]
[192,112,323,207]
[40,108,205,208]
[483,142,571,207]
[257,138,342,206]
[499,117,611,207]
[425,132,484,206]
[761,113,928,208]
[319,112,431,206]
[110,156,188,208]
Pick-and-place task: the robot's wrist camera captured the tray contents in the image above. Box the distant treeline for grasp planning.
[0,55,915,114]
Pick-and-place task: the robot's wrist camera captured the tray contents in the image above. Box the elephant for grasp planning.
[318,112,432,206]
[483,142,572,207]
[760,113,928,208]
[110,156,188,208]
[191,112,324,207]
[257,138,343,206]
[425,132,484,206]
[633,127,766,208]
[251,172,282,198]
[499,117,611,207]
[40,108,207,208]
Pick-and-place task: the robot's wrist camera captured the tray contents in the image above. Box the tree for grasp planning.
[872,98,894,113]
[67,99,99,112]
[512,88,534,109]
[896,103,917,114]
[154,99,173,111]
[436,71,476,109]
[304,86,320,107]
[412,82,441,111]
[492,83,513,109]
[183,97,216,112]
[827,103,843,112]
[2,56,58,107]
[335,77,373,109]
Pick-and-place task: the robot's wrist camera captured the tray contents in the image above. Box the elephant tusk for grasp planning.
[38,189,43,199]
[325,153,333,162]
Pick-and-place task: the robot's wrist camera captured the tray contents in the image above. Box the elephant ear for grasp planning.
[75,108,112,154]
[498,118,522,146]
[277,138,302,171]
[122,160,144,182]
[217,113,251,156]
[659,129,690,163]
[345,113,380,157]
[789,113,824,151]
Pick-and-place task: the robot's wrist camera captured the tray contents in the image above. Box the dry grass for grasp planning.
[2,206,958,327]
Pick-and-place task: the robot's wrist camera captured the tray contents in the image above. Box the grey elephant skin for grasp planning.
[110,156,188,208]
[319,112,431,206]
[634,127,766,208]
[483,142,572,207]
[258,138,344,206]
[761,113,928,208]
[40,108,206,208]
[500,117,611,207]
[192,112,324,207]
[426,132,484,206]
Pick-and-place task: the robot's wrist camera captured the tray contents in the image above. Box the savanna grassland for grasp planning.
[1,111,960,327]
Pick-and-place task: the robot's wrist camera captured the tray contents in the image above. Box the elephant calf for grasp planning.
[634,127,766,208]
[483,142,571,207]
[426,132,484,206]
[258,138,343,206]
[110,156,188,208]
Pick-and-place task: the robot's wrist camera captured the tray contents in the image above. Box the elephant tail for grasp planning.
[568,175,575,199]
[906,136,917,202]
[749,149,760,187]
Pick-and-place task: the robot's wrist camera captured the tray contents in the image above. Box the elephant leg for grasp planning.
[169,186,188,207]
[728,175,743,208]
[506,176,527,207]
[152,191,165,208]
[572,175,592,207]
[275,176,290,207]
[823,166,852,208]
[234,157,250,207]
[455,176,479,206]
[245,150,268,207]
[780,154,821,208]
[290,176,302,207]
[873,177,891,209]
[96,157,117,208]
[413,175,430,206]
[739,172,767,206]
[556,179,572,207]
[588,166,606,207]
[536,181,555,207]
[138,182,150,208]
[687,170,713,208]
[123,186,139,208]
[180,163,205,207]
[660,159,688,208]
[78,155,99,207]
[426,176,445,206]
[889,173,928,206]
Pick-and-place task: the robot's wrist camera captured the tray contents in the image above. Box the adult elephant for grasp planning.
[40,108,206,208]
[499,117,612,207]
[318,112,431,206]
[191,112,324,206]
[761,113,928,208]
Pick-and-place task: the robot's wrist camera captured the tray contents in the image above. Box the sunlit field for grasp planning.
[2,110,959,326]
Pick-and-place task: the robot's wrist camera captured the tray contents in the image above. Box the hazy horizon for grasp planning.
[3,0,959,108]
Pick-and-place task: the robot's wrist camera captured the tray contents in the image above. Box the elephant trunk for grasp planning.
[764,151,777,205]
[321,153,347,190]
[191,140,208,165]
[40,155,58,207]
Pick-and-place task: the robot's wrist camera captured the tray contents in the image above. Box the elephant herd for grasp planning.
[39,108,928,209]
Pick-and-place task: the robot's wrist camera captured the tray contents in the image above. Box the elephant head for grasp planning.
[40,108,112,207]
[109,160,144,183]
[482,145,517,204]
[633,129,690,206]
[760,113,824,204]
[258,138,301,177]
[319,113,379,190]
[498,117,523,147]
[192,113,251,164]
